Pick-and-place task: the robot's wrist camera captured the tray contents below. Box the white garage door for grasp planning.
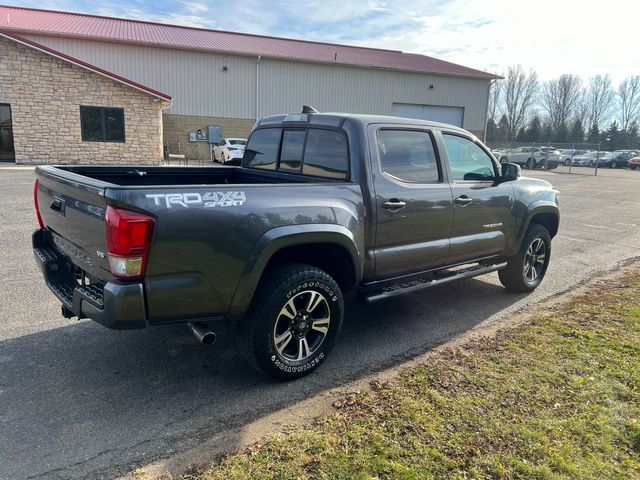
[392,103,464,127]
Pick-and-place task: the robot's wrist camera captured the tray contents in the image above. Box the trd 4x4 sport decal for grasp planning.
[146,192,246,208]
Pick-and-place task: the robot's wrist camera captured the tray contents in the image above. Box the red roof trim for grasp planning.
[0,29,172,101]
[1,4,405,55]
[0,5,500,80]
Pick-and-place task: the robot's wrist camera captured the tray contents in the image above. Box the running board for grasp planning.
[361,262,508,304]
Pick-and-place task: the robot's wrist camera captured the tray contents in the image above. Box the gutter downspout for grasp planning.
[256,55,261,120]
[159,99,173,165]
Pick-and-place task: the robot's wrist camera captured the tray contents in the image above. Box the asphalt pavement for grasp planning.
[0,164,639,479]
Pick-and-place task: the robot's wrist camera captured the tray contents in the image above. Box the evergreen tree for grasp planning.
[515,127,527,141]
[541,123,554,144]
[497,114,510,142]
[602,122,620,150]
[569,119,585,144]
[586,123,600,145]
[553,122,569,144]
[627,122,640,149]
[525,116,542,142]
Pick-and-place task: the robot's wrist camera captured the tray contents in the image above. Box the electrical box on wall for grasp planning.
[208,125,222,144]
[189,129,208,142]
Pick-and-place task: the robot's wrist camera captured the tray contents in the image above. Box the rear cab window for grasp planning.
[243,127,349,180]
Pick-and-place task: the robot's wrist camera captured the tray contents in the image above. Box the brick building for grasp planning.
[0,33,171,164]
[0,5,499,165]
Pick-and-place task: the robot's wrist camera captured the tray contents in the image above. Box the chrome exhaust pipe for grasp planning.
[188,322,217,345]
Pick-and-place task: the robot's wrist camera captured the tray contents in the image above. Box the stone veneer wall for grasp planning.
[0,36,170,164]
[163,114,255,161]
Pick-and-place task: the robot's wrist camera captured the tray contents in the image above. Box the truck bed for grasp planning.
[46,165,324,187]
[34,164,364,328]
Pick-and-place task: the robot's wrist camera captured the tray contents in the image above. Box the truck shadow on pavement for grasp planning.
[0,276,528,479]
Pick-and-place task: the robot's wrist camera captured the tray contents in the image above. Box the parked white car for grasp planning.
[505,146,560,169]
[213,138,247,164]
[559,149,590,166]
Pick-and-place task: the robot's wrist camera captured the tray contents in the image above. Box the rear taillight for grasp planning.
[104,206,155,280]
[34,180,45,229]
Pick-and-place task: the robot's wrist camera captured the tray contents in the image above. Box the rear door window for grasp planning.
[377,129,440,183]
[244,128,282,170]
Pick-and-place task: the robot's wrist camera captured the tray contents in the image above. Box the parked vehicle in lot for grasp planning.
[213,137,247,164]
[491,148,509,163]
[597,150,638,168]
[32,112,559,380]
[559,149,589,166]
[571,150,599,166]
[629,156,640,170]
[505,146,560,170]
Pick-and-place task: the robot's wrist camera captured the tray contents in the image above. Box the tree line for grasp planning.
[486,66,640,150]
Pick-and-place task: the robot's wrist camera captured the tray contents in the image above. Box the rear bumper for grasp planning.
[33,230,147,329]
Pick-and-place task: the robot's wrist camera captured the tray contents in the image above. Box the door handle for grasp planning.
[382,199,407,211]
[455,195,473,206]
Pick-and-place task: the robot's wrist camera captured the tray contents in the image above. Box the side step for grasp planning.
[360,262,508,304]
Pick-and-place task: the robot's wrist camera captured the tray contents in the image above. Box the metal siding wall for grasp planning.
[22,35,489,131]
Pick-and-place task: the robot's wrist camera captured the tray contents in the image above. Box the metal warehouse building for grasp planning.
[0,5,499,164]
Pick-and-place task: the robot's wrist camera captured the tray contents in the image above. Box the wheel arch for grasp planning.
[227,225,362,320]
[511,202,559,255]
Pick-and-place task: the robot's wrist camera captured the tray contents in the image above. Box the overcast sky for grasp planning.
[14,0,638,83]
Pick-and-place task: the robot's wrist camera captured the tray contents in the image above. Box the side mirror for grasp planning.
[501,162,521,181]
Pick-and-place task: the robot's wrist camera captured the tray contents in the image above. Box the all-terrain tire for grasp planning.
[237,263,344,381]
[499,224,551,293]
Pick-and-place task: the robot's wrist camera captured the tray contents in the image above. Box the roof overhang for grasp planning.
[0,29,173,102]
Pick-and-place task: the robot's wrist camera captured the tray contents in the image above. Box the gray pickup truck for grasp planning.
[33,112,559,380]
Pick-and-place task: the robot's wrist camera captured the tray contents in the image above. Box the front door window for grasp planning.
[0,104,15,162]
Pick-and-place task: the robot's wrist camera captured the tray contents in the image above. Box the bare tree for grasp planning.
[487,79,502,121]
[618,75,640,130]
[574,90,589,124]
[583,74,614,128]
[541,74,583,131]
[503,65,538,141]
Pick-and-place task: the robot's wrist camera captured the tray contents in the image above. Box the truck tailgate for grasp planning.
[35,167,111,282]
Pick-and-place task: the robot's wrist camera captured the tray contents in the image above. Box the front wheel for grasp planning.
[238,264,344,380]
[564,158,571,166]
[499,224,551,293]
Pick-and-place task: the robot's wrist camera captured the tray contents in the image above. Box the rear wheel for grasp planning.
[238,264,344,380]
[564,158,571,166]
[499,224,551,293]
[526,158,535,170]
[611,161,618,169]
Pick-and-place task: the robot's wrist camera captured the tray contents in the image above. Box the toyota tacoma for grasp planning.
[33,111,559,380]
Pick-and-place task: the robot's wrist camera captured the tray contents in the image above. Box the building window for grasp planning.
[80,106,125,142]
